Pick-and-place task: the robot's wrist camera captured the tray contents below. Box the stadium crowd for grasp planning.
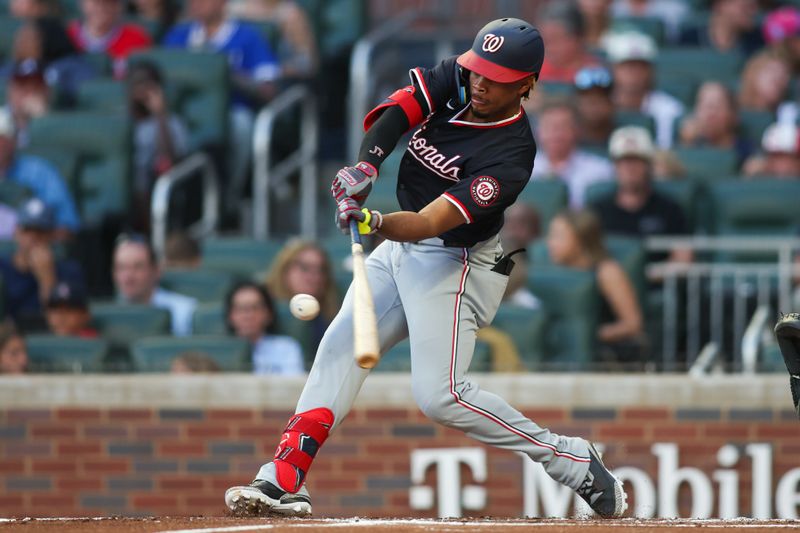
[1,0,799,375]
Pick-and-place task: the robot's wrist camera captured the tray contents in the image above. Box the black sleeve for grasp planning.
[358,105,408,170]
[409,56,460,116]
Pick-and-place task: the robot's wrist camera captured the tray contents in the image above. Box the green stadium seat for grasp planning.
[657,79,698,108]
[656,48,742,87]
[492,304,548,370]
[274,302,315,370]
[130,50,230,151]
[192,302,227,335]
[76,79,127,113]
[160,269,236,302]
[0,17,23,64]
[611,17,665,45]
[528,266,600,369]
[374,338,492,372]
[673,147,738,182]
[131,335,250,372]
[27,112,132,225]
[91,304,172,342]
[0,273,4,320]
[0,241,13,258]
[298,0,366,59]
[201,237,286,276]
[538,82,574,98]
[517,179,569,232]
[26,335,108,373]
[709,180,800,236]
[738,110,774,147]
[614,111,656,137]
[83,52,113,77]
[606,235,647,305]
[0,180,32,207]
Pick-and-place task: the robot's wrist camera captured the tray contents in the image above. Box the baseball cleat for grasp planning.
[225,479,312,517]
[576,443,628,518]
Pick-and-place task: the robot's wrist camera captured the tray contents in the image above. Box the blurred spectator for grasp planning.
[500,203,542,311]
[4,61,50,149]
[538,1,601,83]
[611,0,688,42]
[679,81,753,166]
[44,280,98,337]
[128,0,181,41]
[162,231,201,270]
[573,65,615,150]
[112,233,197,336]
[763,7,800,74]
[7,18,97,104]
[531,99,614,208]
[546,209,644,365]
[590,126,693,264]
[743,122,800,179]
[171,351,221,372]
[225,281,304,375]
[0,204,17,239]
[0,322,28,375]
[226,0,318,80]
[604,31,684,149]
[0,108,80,236]
[68,0,153,78]
[264,239,339,351]
[739,50,796,121]
[127,60,189,231]
[577,0,612,49]
[163,0,280,213]
[10,0,61,18]
[678,0,763,57]
[0,199,84,328]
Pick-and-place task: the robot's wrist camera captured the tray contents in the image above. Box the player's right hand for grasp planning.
[335,196,366,234]
[331,162,377,204]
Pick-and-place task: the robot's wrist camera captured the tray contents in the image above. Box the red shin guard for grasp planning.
[273,407,334,493]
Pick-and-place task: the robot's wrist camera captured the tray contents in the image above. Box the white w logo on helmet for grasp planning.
[482,33,505,53]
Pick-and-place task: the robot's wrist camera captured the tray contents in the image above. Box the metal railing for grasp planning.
[645,236,800,372]
[151,152,219,259]
[252,84,319,239]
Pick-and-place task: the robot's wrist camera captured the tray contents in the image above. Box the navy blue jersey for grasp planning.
[395,56,536,247]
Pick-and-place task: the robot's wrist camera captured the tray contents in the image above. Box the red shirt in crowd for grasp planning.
[67,22,152,78]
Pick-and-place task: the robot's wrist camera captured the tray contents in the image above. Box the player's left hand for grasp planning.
[331,162,377,204]
[335,196,365,234]
[357,208,383,235]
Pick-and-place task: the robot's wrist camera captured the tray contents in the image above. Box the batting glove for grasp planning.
[331,161,377,204]
[335,196,365,234]
[357,208,383,235]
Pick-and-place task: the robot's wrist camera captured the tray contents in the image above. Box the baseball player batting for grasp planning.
[225,18,628,519]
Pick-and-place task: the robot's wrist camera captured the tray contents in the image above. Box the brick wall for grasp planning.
[2,405,798,518]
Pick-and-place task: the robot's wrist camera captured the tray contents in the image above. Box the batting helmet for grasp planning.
[457,18,545,83]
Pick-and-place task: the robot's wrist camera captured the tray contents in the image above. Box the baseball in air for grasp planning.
[289,293,320,321]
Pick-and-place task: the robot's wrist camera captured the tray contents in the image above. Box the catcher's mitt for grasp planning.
[774,312,800,419]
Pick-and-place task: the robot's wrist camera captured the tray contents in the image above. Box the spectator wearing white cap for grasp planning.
[531,98,614,209]
[743,123,800,179]
[603,31,684,149]
[590,126,693,264]
[0,108,80,239]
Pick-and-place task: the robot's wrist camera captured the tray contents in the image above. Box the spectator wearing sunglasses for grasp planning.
[574,66,615,152]
[112,233,197,336]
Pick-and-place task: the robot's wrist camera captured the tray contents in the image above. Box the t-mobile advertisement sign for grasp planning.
[409,444,800,519]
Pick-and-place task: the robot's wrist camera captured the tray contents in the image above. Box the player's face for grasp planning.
[229,287,273,341]
[468,72,530,122]
[0,336,28,374]
[547,216,581,266]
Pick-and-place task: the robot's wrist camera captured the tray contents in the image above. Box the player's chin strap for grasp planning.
[274,407,334,493]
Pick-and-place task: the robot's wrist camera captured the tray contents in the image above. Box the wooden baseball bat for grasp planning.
[349,219,380,369]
